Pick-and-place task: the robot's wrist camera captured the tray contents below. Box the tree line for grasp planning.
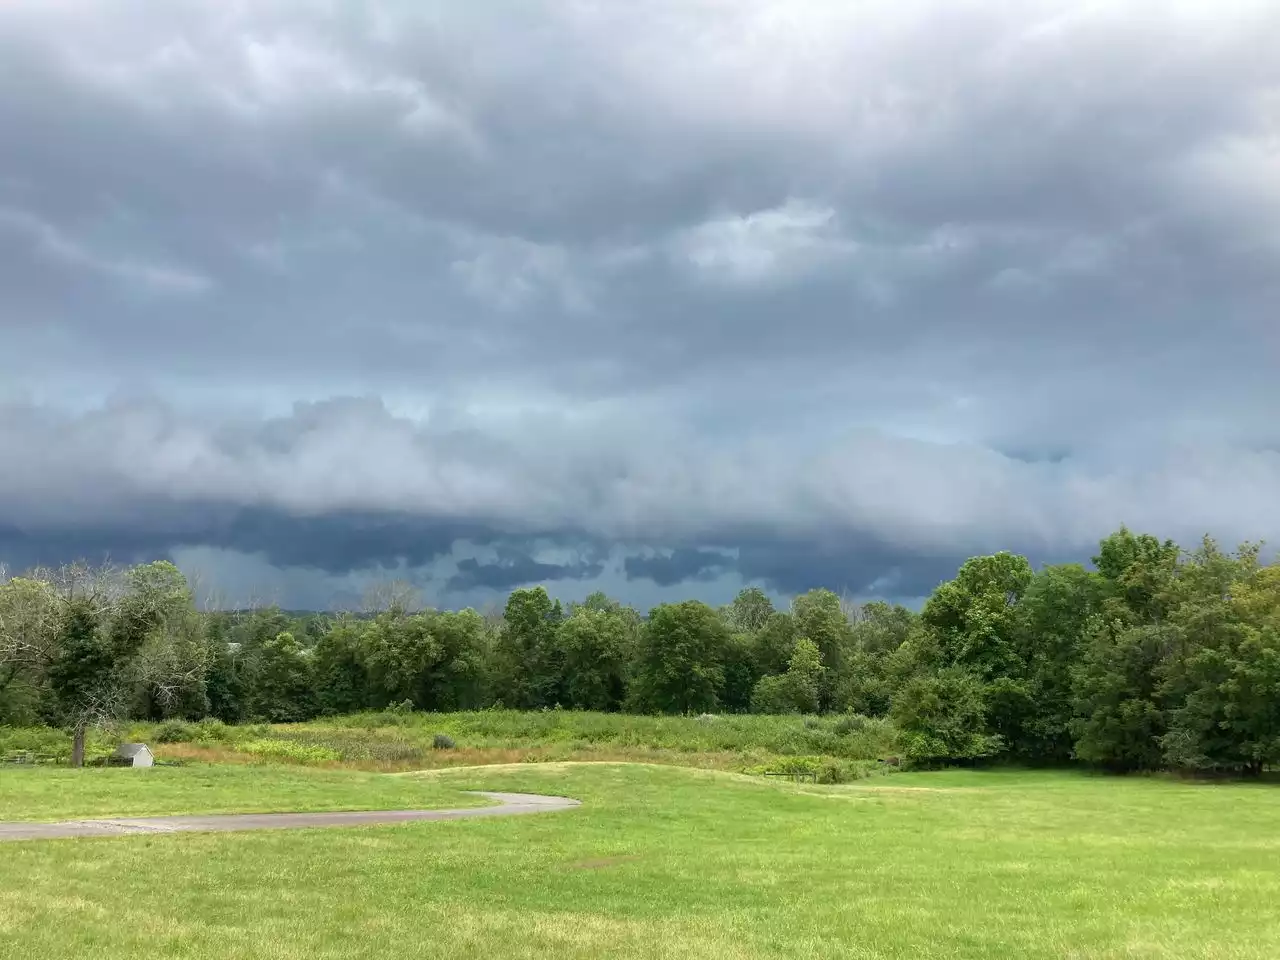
[2,526,1278,773]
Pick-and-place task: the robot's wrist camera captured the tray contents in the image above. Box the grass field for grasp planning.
[0,764,481,820]
[2,763,1278,958]
[3,710,903,778]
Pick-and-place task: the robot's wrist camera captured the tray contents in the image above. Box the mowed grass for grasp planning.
[0,764,481,821]
[1,765,1278,959]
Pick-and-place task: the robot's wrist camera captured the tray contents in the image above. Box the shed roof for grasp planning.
[115,743,153,757]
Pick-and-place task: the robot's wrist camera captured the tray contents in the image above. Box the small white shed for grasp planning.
[114,743,155,768]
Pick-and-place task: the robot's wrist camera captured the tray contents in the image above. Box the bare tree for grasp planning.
[0,576,62,670]
[360,578,424,616]
[839,589,868,625]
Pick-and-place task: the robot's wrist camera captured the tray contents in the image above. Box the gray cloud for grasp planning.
[1,1,1278,607]
[624,548,737,588]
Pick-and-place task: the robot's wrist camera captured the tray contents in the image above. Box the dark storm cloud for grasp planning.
[623,548,736,588]
[448,554,607,594]
[0,505,491,577]
[2,1,1279,606]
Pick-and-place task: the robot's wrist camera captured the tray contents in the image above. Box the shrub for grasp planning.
[193,718,229,743]
[154,720,197,743]
[432,733,456,750]
[833,713,867,736]
[891,669,1002,765]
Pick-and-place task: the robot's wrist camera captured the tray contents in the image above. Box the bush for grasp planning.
[891,669,1002,765]
[833,713,867,736]
[154,720,197,743]
[432,733,456,750]
[0,726,73,761]
[193,718,229,743]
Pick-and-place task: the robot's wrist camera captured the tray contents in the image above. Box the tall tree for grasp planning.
[751,611,799,677]
[494,587,565,708]
[312,616,370,715]
[630,601,728,715]
[791,589,852,708]
[1159,540,1280,775]
[1071,620,1169,772]
[922,552,1034,681]
[556,608,632,711]
[0,574,61,724]
[726,587,775,633]
[1007,563,1106,761]
[245,631,315,722]
[750,637,825,714]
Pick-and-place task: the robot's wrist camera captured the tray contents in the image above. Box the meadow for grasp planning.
[0,763,480,820]
[2,761,1278,959]
[2,709,904,780]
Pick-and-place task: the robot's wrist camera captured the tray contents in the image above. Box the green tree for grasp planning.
[33,561,206,765]
[890,667,1001,764]
[1071,620,1168,771]
[849,601,917,655]
[791,589,852,682]
[423,610,489,711]
[557,608,632,711]
[751,611,799,677]
[1093,526,1180,623]
[1159,540,1280,775]
[922,552,1034,681]
[750,637,825,714]
[245,631,315,722]
[312,616,370,715]
[1065,528,1186,771]
[0,575,61,725]
[361,609,488,712]
[1007,563,1106,762]
[494,588,564,708]
[630,601,728,714]
[719,631,760,713]
[833,602,922,717]
[45,598,118,766]
[726,587,775,633]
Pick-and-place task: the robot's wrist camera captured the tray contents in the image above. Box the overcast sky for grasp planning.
[2,0,1278,610]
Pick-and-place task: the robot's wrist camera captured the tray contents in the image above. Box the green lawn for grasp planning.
[0,764,481,820]
[1,764,1278,958]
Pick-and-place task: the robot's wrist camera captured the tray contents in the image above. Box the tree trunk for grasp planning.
[71,725,86,768]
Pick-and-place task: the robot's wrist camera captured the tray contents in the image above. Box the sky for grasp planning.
[1,0,1279,611]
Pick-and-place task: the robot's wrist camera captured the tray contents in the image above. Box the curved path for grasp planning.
[0,792,580,842]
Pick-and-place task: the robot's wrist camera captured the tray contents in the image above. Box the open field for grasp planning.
[0,764,480,821]
[2,763,1279,959]
[4,710,903,779]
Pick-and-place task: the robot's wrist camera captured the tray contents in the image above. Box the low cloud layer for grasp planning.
[2,1,1278,608]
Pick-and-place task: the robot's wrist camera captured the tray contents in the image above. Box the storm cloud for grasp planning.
[1,1,1278,609]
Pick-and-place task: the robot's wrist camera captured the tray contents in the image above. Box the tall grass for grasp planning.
[4,710,903,780]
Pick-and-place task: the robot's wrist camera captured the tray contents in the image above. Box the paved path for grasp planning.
[0,792,580,842]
